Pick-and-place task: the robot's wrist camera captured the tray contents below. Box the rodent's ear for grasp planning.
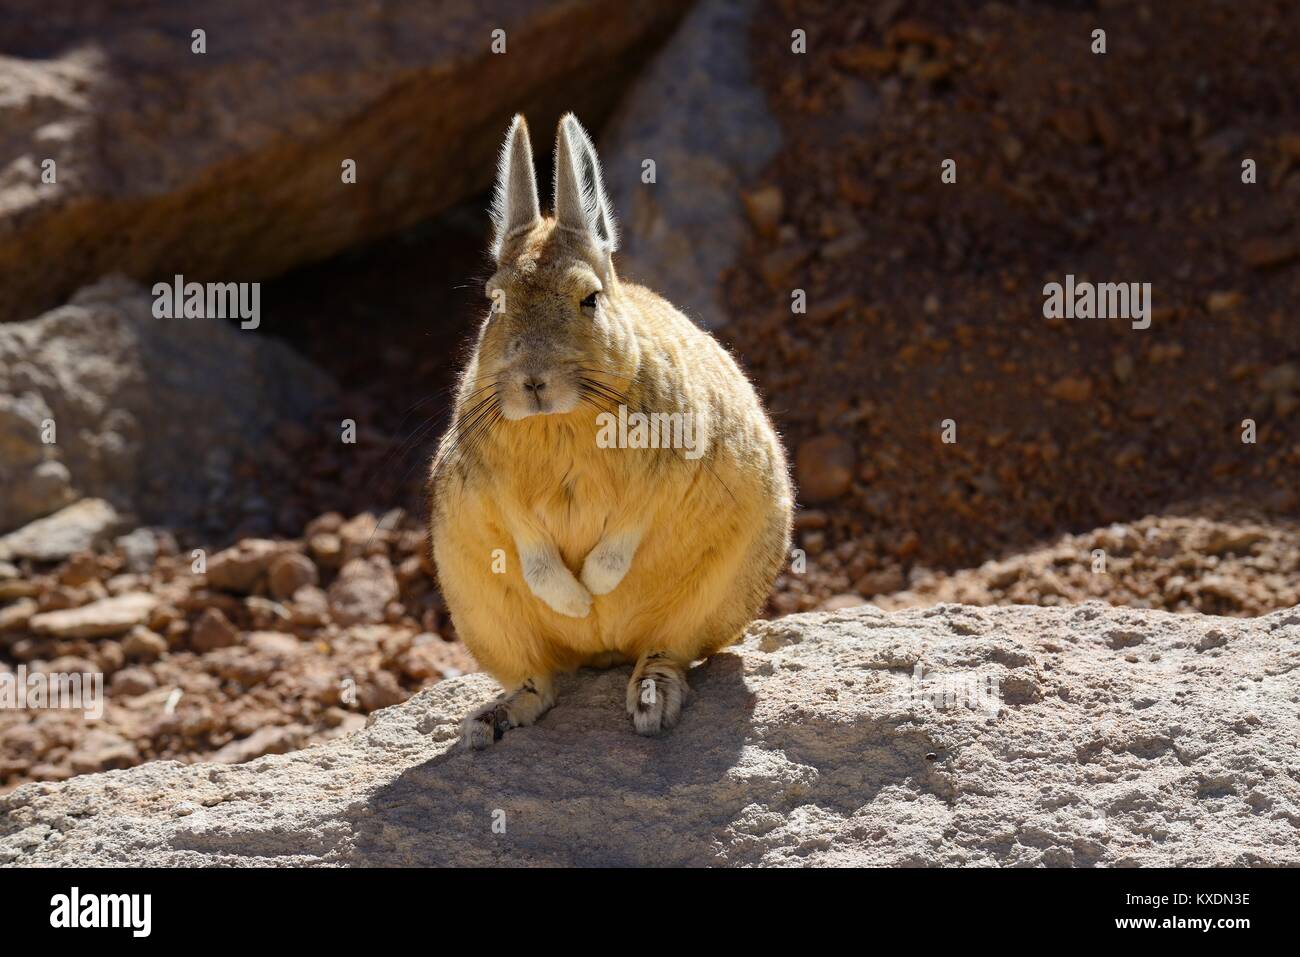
[489,114,542,262]
[553,113,619,260]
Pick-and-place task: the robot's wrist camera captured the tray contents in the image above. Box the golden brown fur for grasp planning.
[428,114,793,745]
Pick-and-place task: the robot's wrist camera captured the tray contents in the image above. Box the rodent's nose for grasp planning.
[523,377,547,395]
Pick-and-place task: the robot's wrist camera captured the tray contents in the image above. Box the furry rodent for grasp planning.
[429,114,793,747]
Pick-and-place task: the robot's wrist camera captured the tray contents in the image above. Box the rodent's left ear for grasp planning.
[553,113,619,260]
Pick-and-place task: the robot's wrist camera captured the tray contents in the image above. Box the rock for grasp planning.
[2,603,1296,866]
[65,730,140,776]
[114,528,159,573]
[309,533,344,570]
[357,670,409,712]
[210,725,309,765]
[328,557,399,627]
[1240,236,1298,269]
[601,0,781,329]
[855,567,907,597]
[268,553,320,601]
[0,499,121,563]
[1048,376,1093,403]
[289,586,330,628]
[0,0,693,324]
[394,634,477,681]
[245,631,303,658]
[121,626,168,662]
[190,608,241,653]
[205,540,285,594]
[0,579,39,601]
[0,598,38,633]
[0,278,337,534]
[27,592,157,639]
[110,667,158,697]
[795,434,856,502]
[741,185,784,238]
[1206,291,1244,314]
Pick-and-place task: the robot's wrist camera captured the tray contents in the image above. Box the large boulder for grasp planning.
[2,602,1296,866]
[601,0,780,329]
[0,0,692,323]
[0,277,336,533]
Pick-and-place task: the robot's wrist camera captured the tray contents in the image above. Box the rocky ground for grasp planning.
[1,500,472,791]
[4,603,1296,867]
[731,0,1300,585]
[3,0,1299,796]
[2,495,1296,793]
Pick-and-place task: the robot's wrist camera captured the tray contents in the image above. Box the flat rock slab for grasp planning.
[0,499,121,563]
[0,0,691,323]
[27,592,158,639]
[2,602,1297,866]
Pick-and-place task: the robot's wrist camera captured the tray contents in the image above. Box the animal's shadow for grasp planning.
[340,652,752,866]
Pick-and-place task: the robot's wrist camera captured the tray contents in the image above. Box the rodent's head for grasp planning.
[475,114,634,422]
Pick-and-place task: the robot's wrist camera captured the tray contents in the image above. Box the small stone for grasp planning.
[1241,236,1298,269]
[122,626,168,661]
[205,539,284,593]
[111,666,158,696]
[267,552,319,601]
[358,670,408,711]
[289,585,330,627]
[190,607,240,652]
[795,434,856,503]
[820,593,867,611]
[0,597,37,633]
[245,631,302,657]
[1206,291,1243,314]
[114,528,159,573]
[1048,376,1093,403]
[855,567,906,596]
[328,556,399,627]
[309,533,342,568]
[741,185,784,238]
[28,592,157,639]
[67,729,140,774]
[210,725,307,765]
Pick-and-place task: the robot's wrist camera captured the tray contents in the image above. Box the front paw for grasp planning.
[521,549,592,618]
[580,547,629,596]
[536,573,592,618]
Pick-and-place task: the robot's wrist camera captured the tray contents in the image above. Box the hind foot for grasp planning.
[626,651,688,736]
[462,675,555,750]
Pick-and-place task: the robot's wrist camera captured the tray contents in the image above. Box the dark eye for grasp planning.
[580,292,598,310]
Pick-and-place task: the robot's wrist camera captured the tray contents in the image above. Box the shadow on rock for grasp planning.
[343,653,752,866]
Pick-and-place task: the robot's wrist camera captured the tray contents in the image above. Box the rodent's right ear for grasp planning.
[488,114,541,263]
